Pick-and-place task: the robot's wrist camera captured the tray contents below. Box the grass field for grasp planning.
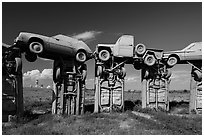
[2,87,202,135]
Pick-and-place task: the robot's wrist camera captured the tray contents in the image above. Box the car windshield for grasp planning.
[187,43,202,51]
[182,42,202,51]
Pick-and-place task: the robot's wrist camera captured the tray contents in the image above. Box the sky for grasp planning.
[2,2,202,90]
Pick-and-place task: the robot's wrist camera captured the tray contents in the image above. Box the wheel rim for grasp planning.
[29,42,43,54]
[76,52,86,62]
[145,55,156,66]
[167,56,177,67]
[135,44,146,55]
[99,50,110,61]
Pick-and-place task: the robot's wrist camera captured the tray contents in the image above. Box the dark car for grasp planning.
[14,32,93,63]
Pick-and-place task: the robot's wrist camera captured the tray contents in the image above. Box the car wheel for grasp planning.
[25,52,37,62]
[53,60,62,83]
[76,51,87,63]
[29,42,44,54]
[144,54,156,66]
[135,43,146,56]
[167,56,178,67]
[165,69,172,79]
[53,67,61,83]
[133,62,142,70]
[192,69,202,82]
[119,67,126,79]
[98,50,110,61]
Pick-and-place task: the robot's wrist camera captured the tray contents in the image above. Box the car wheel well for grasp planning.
[169,54,180,62]
[98,47,112,54]
[145,51,156,58]
[76,49,87,56]
[28,37,44,46]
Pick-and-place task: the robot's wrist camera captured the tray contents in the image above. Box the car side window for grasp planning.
[187,44,201,51]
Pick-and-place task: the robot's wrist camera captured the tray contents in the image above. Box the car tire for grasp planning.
[144,54,156,66]
[167,56,178,67]
[133,62,142,70]
[76,51,87,63]
[29,42,44,54]
[135,43,146,56]
[25,52,37,62]
[119,67,126,79]
[165,69,172,79]
[53,60,62,83]
[98,50,110,61]
[192,69,202,82]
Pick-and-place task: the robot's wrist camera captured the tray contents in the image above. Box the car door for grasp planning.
[48,37,74,57]
[184,43,202,61]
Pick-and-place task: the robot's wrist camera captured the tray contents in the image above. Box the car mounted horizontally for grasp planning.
[163,42,202,68]
[13,32,93,63]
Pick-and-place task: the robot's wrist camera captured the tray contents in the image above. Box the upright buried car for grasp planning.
[163,42,202,67]
[14,32,93,63]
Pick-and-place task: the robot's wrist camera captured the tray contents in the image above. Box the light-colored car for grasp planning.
[96,35,135,62]
[163,42,202,67]
[96,35,147,61]
[14,32,93,62]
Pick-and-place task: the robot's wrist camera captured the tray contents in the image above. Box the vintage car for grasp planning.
[95,35,135,79]
[96,35,147,61]
[96,35,135,62]
[95,35,159,70]
[14,32,93,63]
[163,42,202,67]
